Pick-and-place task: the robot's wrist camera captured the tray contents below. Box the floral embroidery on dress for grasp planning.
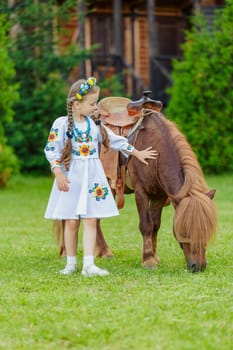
[45,145,55,151]
[89,183,109,201]
[50,159,62,169]
[48,128,58,142]
[72,144,96,157]
[45,128,59,151]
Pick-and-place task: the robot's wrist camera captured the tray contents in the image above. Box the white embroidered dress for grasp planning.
[44,116,134,219]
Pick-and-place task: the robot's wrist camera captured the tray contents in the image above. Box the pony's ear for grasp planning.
[206,189,216,200]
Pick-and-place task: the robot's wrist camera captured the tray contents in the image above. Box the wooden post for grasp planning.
[113,0,123,73]
[193,0,201,12]
[147,0,159,98]
[131,10,137,98]
[77,0,86,78]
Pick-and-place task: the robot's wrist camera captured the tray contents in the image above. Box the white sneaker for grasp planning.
[59,264,77,275]
[81,264,109,277]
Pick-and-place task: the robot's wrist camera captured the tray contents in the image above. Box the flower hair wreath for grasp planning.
[76,77,97,101]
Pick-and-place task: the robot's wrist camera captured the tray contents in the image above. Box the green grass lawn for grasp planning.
[0,174,232,350]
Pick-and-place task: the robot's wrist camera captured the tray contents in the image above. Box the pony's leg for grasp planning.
[95,219,114,258]
[135,191,158,268]
[149,201,164,265]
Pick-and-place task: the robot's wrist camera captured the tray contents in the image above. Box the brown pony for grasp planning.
[55,98,217,273]
[95,102,217,272]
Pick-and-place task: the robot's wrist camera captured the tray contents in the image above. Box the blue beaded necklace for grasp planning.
[73,116,91,143]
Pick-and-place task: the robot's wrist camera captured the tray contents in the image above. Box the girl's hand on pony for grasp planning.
[132,147,158,165]
[53,167,70,192]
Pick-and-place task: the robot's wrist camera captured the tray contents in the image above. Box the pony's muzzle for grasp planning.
[187,259,207,273]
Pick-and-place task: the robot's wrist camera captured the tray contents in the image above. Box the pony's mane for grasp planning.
[155,112,209,200]
[150,111,217,249]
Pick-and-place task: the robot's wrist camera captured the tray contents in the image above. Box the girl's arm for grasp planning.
[53,167,70,192]
[101,124,158,165]
[44,116,70,191]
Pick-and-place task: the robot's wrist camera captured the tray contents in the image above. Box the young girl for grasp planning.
[44,77,157,277]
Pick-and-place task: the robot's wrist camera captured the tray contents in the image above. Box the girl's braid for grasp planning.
[91,114,110,151]
[61,101,73,170]
[99,124,110,150]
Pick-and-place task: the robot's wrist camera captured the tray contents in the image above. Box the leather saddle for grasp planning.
[98,92,163,209]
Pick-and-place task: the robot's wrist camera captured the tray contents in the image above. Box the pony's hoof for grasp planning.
[95,250,114,259]
[143,257,159,269]
[102,253,114,259]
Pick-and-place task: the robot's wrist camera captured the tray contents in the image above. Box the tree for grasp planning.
[0,14,18,140]
[166,0,233,173]
[4,0,94,172]
[0,14,19,186]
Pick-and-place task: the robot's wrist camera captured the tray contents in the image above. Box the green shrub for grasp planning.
[0,14,18,128]
[166,0,233,173]
[0,144,19,187]
[4,0,94,173]
[0,14,19,186]
[98,74,125,98]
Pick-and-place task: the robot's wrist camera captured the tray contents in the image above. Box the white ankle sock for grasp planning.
[83,255,94,268]
[67,256,77,265]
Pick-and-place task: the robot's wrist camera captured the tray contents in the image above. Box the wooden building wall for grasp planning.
[56,0,225,101]
[86,3,188,101]
[7,0,225,100]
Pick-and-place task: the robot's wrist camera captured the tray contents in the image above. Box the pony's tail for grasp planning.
[173,192,217,251]
[52,220,66,256]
